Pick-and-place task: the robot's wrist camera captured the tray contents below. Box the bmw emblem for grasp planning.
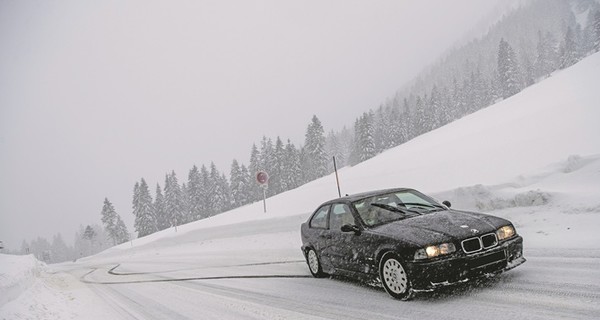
[471,228,480,234]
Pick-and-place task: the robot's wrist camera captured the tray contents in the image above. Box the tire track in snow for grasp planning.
[107,260,306,276]
[80,263,312,285]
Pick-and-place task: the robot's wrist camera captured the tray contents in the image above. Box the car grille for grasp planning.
[461,233,498,254]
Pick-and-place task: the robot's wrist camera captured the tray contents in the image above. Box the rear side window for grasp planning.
[309,205,330,229]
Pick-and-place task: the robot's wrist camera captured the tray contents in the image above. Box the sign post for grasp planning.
[256,171,269,213]
[333,156,341,198]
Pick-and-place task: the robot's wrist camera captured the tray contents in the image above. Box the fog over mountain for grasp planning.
[2,0,510,249]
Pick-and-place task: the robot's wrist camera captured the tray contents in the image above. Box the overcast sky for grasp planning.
[0,0,502,249]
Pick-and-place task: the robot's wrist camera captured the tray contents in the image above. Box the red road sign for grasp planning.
[256,171,269,185]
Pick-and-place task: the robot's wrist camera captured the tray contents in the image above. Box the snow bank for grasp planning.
[0,254,44,307]
[435,154,600,211]
[0,254,122,319]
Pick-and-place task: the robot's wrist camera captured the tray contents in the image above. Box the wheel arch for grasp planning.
[375,245,416,271]
[302,243,315,258]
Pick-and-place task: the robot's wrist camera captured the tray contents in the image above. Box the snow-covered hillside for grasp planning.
[98,51,600,255]
[2,52,600,319]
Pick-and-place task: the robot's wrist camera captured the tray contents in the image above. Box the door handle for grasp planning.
[320,234,332,239]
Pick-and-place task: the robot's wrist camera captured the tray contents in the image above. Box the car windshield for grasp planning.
[352,190,444,227]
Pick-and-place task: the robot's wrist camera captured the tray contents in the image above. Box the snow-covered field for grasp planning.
[2,53,600,319]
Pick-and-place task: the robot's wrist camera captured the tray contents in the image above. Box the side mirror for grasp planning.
[442,200,452,208]
[341,224,361,235]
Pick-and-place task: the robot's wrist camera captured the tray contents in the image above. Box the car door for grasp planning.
[307,204,335,269]
[327,203,364,272]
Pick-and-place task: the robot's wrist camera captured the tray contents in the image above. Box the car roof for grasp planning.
[322,187,414,204]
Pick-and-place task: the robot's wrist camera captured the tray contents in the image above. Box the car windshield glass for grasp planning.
[352,190,444,227]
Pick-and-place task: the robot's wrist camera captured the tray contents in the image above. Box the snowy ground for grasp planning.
[2,53,600,319]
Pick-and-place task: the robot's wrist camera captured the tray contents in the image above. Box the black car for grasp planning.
[300,188,525,300]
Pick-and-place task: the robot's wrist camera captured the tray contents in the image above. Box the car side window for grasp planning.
[329,203,354,232]
[309,205,330,229]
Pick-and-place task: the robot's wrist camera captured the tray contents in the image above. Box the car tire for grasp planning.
[379,252,414,300]
[306,248,327,278]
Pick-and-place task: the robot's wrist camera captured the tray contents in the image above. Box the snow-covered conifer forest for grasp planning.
[122,0,600,243]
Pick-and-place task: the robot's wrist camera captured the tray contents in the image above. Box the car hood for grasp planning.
[369,209,510,246]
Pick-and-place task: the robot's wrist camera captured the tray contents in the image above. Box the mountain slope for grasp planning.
[88,51,600,255]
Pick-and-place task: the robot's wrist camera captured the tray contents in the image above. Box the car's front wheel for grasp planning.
[306,248,326,278]
[379,252,414,300]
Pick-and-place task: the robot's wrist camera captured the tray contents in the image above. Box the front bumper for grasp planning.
[407,235,525,291]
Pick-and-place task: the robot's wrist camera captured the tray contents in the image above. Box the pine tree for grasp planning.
[388,104,403,147]
[187,165,203,221]
[497,38,522,99]
[326,130,343,172]
[31,236,52,262]
[51,233,70,263]
[258,137,275,196]
[154,183,169,230]
[352,112,376,163]
[428,85,442,130]
[133,179,157,237]
[238,164,252,205]
[299,146,310,182]
[271,137,285,194]
[304,115,328,181]
[199,165,211,217]
[20,240,30,255]
[437,84,452,125]
[219,173,232,211]
[181,182,191,223]
[534,30,558,79]
[373,105,390,153]
[593,10,600,52]
[230,159,242,208]
[520,51,535,87]
[83,225,96,241]
[259,136,273,172]
[248,144,262,202]
[400,98,414,141]
[100,198,120,245]
[113,215,129,244]
[414,95,427,136]
[559,27,578,69]
[471,69,488,111]
[208,163,229,215]
[164,171,186,227]
[283,139,302,189]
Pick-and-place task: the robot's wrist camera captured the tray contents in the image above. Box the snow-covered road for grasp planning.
[54,215,600,320]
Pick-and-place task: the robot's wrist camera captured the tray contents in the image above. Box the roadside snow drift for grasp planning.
[0,254,42,307]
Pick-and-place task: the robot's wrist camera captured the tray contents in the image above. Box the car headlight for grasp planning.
[414,242,456,260]
[496,225,515,240]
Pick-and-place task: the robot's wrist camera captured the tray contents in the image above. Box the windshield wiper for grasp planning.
[399,202,446,211]
[371,203,422,215]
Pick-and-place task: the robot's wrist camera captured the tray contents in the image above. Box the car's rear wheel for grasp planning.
[306,248,326,278]
[379,252,414,300]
